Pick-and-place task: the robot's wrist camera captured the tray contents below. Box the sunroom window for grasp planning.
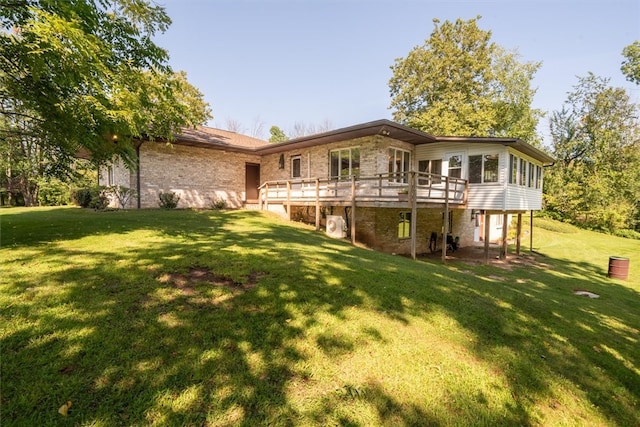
[469,154,499,184]
[418,159,442,185]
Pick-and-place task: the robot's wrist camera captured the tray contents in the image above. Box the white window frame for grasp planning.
[445,152,464,180]
[291,155,301,178]
[469,153,499,184]
[329,147,360,180]
[107,165,115,186]
[389,148,411,184]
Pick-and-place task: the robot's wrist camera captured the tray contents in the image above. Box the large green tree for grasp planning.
[1,0,211,205]
[621,40,640,85]
[545,74,640,232]
[389,16,543,143]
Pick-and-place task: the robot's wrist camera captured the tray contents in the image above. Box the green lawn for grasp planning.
[1,207,638,426]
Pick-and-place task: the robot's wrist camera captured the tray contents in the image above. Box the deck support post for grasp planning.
[410,171,417,260]
[315,178,320,231]
[530,210,534,254]
[441,177,449,263]
[350,175,356,244]
[264,183,269,211]
[516,213,522,255]
[501,213,508,260]
[286,181,291,221]
[484,211,490,264]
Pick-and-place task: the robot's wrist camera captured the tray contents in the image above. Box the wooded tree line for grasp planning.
[389,18,639,235]
[1,0,211,205]
[2,7,638,235]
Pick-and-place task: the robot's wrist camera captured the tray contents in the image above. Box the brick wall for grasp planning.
[138,142,261,208]
[97,159,137,209]
[261,135,415,182]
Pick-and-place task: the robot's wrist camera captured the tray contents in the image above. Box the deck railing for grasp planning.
[258,171,467,207]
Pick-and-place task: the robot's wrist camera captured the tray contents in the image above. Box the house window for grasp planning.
[519,158,527,186]
[107,166,115,186]
[447,154,463,179]
[418,159,442,185]
[469,154,499,184]
[388,148,411,183]
[398,211,411,238]
[528,162,535,187]
[509,154,518,184]
[329,147,360,180]
[536,165,543,189]
[291,155,301,178]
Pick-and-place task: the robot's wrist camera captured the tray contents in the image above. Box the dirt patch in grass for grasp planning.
[420,245,550,270]
[157,267,265,295]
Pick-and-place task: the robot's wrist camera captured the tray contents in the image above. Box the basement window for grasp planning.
[398,211,412,239]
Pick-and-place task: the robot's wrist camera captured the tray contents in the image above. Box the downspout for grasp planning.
[136,141,145,209]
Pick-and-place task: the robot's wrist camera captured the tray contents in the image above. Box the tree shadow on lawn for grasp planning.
[2,208,639,425]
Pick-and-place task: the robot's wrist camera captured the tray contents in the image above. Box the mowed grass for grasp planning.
[1,207,638,426]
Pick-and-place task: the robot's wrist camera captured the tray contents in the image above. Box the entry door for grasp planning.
[245,163,260,203]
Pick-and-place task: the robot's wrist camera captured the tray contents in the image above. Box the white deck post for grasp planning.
[530,210,534,254]
[501,213,508,259]
[484,211,491,264]
[264,183,269,211]
[516,213,522,255]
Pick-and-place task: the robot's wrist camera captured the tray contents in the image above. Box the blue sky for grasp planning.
[156,0,639,144]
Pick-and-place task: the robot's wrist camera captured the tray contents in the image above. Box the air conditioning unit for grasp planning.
[326,215,346,238]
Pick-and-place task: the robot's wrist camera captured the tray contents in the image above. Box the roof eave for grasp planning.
[434,136,555,165]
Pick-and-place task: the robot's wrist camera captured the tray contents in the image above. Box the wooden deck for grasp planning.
[258,171,468,209]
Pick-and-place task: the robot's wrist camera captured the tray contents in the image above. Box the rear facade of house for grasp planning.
[99,120,553,256]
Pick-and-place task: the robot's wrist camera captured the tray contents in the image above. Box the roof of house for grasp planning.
[168,119,554,165]
[172,126,270,151]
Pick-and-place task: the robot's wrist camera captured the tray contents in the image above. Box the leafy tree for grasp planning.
[389,16,542,143]
[621,41,640,85]
[0,0,211,205]
[269,125,289,143]
[545,74,640,232]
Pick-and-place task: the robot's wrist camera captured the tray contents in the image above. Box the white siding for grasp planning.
[416,142,545,212]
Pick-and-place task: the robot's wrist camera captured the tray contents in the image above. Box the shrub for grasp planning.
[106,186,137,209]
[158,191,180,209]
[89,192,109,210]
[73,186,109,210]
[613,229,640,240]
[38,179,71,206]
[73,188,93,208]
[210,198,227,210]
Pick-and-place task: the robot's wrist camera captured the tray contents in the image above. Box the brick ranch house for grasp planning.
[100,119,554,260]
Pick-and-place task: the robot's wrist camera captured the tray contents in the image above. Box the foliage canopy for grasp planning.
[389,16,543,144]
[545,74,640,232]
[621,40,640,85]
[0,0,211,205]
